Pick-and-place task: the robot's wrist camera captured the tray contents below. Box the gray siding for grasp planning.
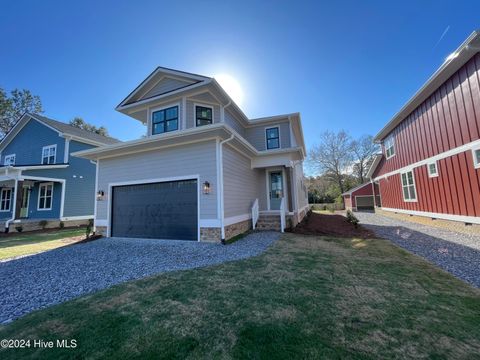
[141,77,193,100]
[224,109,246,137]
[245,122,291,151]
[2,118,65,165]
[222,145,262,218]
[96,140,218,221]
[185,99,221,129]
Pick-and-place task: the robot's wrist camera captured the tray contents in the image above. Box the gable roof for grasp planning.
[342,182,373,196]
[375,30,480,142]
[0,113,120,152]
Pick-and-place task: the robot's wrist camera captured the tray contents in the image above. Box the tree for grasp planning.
[308,130,353,194]
[351,135,380,183]
[70,117,109,137]
[0,88,43,137]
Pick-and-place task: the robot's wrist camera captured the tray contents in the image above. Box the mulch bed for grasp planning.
[290,212,376,239]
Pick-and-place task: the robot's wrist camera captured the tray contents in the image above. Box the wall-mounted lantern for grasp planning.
[202,181,211,195]
[97,190,105,201]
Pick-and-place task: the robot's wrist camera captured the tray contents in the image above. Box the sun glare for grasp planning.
[214,74,245,106]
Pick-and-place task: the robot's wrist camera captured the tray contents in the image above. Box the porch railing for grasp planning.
[280,197,285,233]
[252,198,259,230]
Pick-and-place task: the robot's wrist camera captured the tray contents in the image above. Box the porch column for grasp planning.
[14,181,24,219]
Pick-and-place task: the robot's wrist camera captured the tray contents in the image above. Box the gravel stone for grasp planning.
[356,212,480,288]
[0,231,279,323]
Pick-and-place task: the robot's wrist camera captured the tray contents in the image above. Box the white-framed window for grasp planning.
[265,127,280,150]
[38,183,53,210]
[401,170,417,202]
[427,161,439,178]
[195,104,213,127]
[4,154,15,166]
[0,188,12,211]
[384,136,395,159]
[473,147,480,169]
[42,145,57,165]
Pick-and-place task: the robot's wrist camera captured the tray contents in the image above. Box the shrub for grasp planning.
[39,220,48,230]
[322,205,327,211]
[15,225,23,233]
[346,210,359,228]
[85,219,94,239]
[59,221,65,229]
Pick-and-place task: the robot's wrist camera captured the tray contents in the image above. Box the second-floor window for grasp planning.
[384,136,395,159]
[42,145,57,165]
[401,170,417,202]
[152,106,178,135]
[473,148,480,169]
[266,127,280,150]
[4,154,15,166]
[196,105,213,127]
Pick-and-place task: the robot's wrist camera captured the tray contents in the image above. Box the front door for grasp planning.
[20,186,30,218]
[269,171,283,210]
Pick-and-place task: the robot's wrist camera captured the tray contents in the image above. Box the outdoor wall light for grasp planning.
[97,190,105,201]
[203,181,211,195]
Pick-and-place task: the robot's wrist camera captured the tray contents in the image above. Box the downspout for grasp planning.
[5,177,18,233]
[219,133,234,244]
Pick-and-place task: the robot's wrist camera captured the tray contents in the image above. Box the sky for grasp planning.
[1,0,480,154]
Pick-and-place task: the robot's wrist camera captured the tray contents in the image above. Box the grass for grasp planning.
[0,228,86,260]
[0,233,479,358]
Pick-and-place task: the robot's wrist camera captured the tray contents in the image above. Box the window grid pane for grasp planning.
[152,107,178,134]
[266,128,280,149]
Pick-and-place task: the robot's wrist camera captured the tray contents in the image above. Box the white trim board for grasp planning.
[381,207,480,225]
[374,138,480,181]
[61,215,94,221]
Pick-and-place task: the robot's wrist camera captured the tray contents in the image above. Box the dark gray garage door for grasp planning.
[355,196,374,210]
[111,179,198,240]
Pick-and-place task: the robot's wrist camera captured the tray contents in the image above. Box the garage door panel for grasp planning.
[111,180,198,240]
[355,196,374,210]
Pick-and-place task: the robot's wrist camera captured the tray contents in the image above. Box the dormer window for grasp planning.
[266,127,280,150]
[384,136,395,159]
[152,106,178,135]
[4,154,15,166]
[195,105,213,127]
[42,145,56,164]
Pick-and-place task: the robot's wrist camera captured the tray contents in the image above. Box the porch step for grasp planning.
[255,214,281,231]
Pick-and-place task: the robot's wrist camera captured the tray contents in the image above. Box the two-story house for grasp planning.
[74,67,308,242]
[0,113,119,232]
[368,30,480,226]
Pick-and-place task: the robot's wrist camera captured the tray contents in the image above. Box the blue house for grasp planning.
[0,113,119,232]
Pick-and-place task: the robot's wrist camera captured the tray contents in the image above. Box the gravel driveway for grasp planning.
[356,212,480,288]
[0,232,279,324]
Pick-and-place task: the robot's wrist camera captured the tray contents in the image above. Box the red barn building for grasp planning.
[369,31,480,225]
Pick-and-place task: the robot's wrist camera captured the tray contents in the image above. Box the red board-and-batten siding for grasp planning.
[373,52,480,221]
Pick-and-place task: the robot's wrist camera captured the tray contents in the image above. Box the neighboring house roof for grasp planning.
[342,182,373,196]
[374,30,480,142]
[0,113,120,152]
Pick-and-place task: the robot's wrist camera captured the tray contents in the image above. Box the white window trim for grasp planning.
[41,144,57,165]
[194,103,214,127]
[384,136,395,159]
[37,182,54,211]
[400,170,417,202]
[427,161,439,178]
[4,154,16,166]
[473,146,480,169]
[0,188,12,212]
[265,126,281,150]
[149,102,181,135]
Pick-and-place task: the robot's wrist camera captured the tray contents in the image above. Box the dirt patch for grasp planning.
[290,212,376,239]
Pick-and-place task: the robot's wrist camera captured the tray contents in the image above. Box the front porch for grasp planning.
[0,167,65,232]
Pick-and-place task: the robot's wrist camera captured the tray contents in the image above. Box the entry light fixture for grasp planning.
[203,181,211,195]
[97,190,105,201]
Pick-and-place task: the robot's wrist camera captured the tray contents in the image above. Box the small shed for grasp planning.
[342,182,375,211]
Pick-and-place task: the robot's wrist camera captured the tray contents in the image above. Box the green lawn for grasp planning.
[0,228,86,260]
[1,233,479,359]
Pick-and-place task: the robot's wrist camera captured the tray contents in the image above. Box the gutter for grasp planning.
[218,132,235,244]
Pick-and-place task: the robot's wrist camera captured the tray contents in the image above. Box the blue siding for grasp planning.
[2,119,65,165]
[23,140,96,218]
[26,182,62,219]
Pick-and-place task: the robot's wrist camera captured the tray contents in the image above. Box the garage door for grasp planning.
[355,196,374,210]
[111,179,198,240]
